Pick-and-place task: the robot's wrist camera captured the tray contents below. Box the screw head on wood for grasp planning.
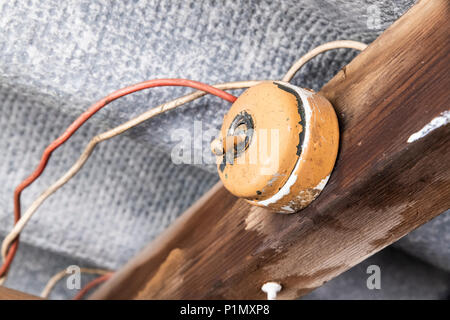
[261,282,282,300]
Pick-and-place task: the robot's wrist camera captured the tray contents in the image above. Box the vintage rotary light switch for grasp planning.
[211,81,339,213]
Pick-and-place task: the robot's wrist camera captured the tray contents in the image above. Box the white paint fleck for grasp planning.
[280,205,295,213]
[257,159,300,206]
[407,111,450,143]
[256,83,313,207]
[314,175,330,191]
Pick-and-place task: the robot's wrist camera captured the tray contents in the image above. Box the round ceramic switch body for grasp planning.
[212,81,339,213]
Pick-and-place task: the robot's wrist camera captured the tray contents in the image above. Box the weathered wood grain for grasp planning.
[0,286,41,300]
[91,0,450,299]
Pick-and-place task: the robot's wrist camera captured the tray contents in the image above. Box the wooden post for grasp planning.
[91,0,450,300]
[0,286,41,300]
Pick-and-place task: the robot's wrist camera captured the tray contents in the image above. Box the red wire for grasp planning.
[0,79,237,279]
[73,272,114,300]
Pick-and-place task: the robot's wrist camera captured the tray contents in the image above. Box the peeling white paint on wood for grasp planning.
[407,111,450,143]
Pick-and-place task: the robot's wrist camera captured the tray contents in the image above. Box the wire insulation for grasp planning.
[282,40,367,82]
[0,79,237,281]
[0,81,261,263]
[72,272,114,300]
[41,268,111,299]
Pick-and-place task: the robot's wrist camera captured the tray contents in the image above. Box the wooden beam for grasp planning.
[0,286,41,300]
[92,0,450,300]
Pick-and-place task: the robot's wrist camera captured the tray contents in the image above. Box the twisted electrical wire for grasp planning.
[40,267,112,299]
[0,81,261,266]
[0,40,367,293]
[73,272,114,300]
[0,79,238,283]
